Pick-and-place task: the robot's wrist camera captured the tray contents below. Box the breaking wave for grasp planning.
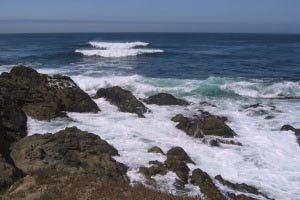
[75,41,163,58]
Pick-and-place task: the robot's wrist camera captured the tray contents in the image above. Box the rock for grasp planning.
[203,138,242,147]
[144,93,189,106]
[200,101,217,107]
[215,175,272,200]
[280,124,300,145]
[265,115,275,120]
[0,66,99,120]
[10,127,128,182]
[165,158,190,184]
[166,147,195,164]
[227,193,258,200]
[94,86,150,117]
[0,95,27,189]
[190,169,226,200]
[0,154,24,190]
[2,169,199,200]
[243,103,261,109]
[172,113,236,138]
[148,146,165,155]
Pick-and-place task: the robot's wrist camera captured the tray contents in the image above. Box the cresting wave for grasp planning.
[75,41,164,58]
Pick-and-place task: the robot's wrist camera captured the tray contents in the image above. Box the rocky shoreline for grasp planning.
[1,66,293,199]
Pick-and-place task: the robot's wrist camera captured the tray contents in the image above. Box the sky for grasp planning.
[0,0,300,33]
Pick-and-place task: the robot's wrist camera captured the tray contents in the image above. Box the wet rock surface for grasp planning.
[144,93,189,106]
[10,127,128,182]
[190,168,226,200]
[280,124,300,145]
[215,175,273,200]
[94,86,150,117]
[172,113,236,138]
[0,66,99,120]
[148,146,165,155]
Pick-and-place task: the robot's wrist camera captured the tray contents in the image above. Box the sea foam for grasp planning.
[75,41,163,58]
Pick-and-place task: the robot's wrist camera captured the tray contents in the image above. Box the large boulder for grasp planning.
[190,169,226,200]
[0,95,27,189]
[94,86,150,117]
[0,66,99,120]
[172,113,236,138]
[10,127,128,182]
[144,93,189,106]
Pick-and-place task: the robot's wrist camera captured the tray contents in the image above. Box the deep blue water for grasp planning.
[0,33,300,80]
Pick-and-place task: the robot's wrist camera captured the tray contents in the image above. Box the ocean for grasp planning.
[1,33,300,199]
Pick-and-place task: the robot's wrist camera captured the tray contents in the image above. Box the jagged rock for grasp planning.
[203,138,242,147]
[94,86,150,117]
[0,66,99,120]
[215,175,272,200]
[172,113,236,138]
[139,161,168,180]
[190,169,226,200]
[165,158,190,184]
[10,127,128,182]
[144,93,189,106]
[0,154,24,190]
[148,146,165,155]
[0,95,27,189]
[166,147,195,164]
[227,193,258,200]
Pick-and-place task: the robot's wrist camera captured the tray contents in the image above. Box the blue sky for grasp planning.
[0,0,300,33]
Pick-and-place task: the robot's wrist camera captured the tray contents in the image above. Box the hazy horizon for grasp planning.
[1,0,300,34]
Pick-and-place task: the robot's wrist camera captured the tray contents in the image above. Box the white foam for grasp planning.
[76,41,163,58]
[27,73,300,199]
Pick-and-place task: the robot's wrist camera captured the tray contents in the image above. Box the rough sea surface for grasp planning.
[1,33,300,200]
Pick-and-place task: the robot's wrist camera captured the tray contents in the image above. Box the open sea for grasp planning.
[1,33,300,199]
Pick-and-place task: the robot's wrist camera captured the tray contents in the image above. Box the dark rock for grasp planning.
[265,115,275,120]
[172,113,236,138]
[144,93,189,106]
[10,127,128,182]
[94,86,150,117]
[227,193,258,200]
[190,169,226,200]
[148,146,165,155]
[139,161,167,180]
[0,66,99,120]
[0,95,27,189]
[217,139,243,146]
[165,158,190,184]
[243,103,261,109]
[166,147,195,164]
[280,124,300,145]
[200,101,217,107]
[280,124,296,132]
[173,178,186,191]
[0,154,24,190]
[215,175,272,200]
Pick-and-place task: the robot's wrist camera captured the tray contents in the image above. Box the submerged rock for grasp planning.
[172,113,236,138]
[280,124,300,145]
[148,146,165,155]
[144,93,189,106]
[0,66,99,120]
[95,86,150,117]
[227,193,258,200]
[10,127,128,182]
[215,175,273,200]
[190,169,226,200]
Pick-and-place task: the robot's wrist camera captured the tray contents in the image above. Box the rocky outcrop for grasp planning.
[94,86,150,117]
[148,146,165,155]
[144,93,189,106]
[140,147,194,185]
[190,169,226,200]
[0,66,99,120]
[0,95,27,189]
[10,127,128,182]
[215,175,272,200]
[2,170,199,200]
[280,124,300,145]
[172,113,236,138]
